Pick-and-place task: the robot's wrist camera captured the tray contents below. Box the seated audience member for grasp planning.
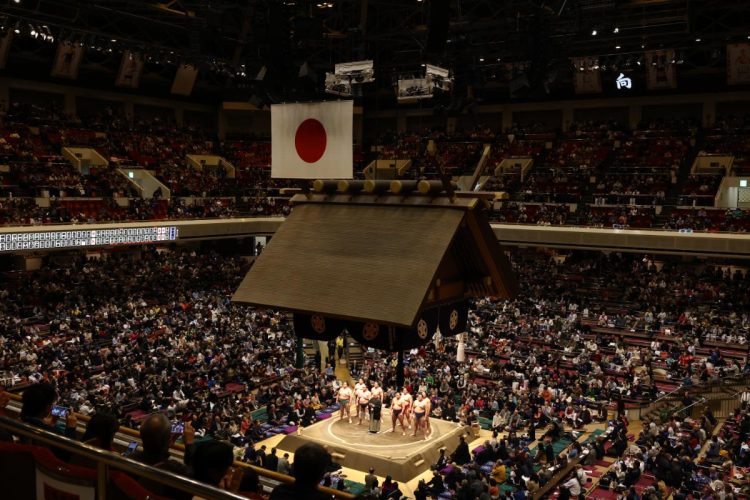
[192,441,234,495]
[20,382,77,459]
[20,382,77,438]
[380,475,396,498]
[364,467,378,493]
[427,471,445,496]
[81,412,119,451]
[434,447,449,470]
[264,447,279,472]
[270,442,331,500]
[238,467,264,500]
[132,413,195,499]
[277,452,291,475]
[384,481,402,499]
[452,436,471,465]
[69,412,120,467]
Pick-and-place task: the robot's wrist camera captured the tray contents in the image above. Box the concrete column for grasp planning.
[446,117,457,135]
[562,106,574,132]
[123,101,134,123]
[628,105,642,130]
[501,107,513,132]
[64,92,76,117]
[217,110,227,141]
[703,98,717,128]
[0,81,9,110]
[396,115,407,134]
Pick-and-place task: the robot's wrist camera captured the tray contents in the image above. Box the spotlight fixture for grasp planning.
[591,29,597,36]
[695,38,701,42]
[613,27,619,33]
[615,45,621,50]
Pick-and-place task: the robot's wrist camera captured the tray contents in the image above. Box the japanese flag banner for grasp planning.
[271,101,353,179]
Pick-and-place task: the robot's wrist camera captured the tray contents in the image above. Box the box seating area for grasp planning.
[664,207,750,232]
[577,205,656,228]
[491,202,572,225]
[4,110,750,230]
[704,120,750,176]
[678,174,723,206]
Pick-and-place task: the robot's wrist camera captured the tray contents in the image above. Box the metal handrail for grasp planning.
[1,394,355,499]
[0,416,248,500]
[650,384,688,406]
[673,396,709,415]
[635,375,750,412]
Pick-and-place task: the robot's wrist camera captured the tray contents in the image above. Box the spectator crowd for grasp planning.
[0,245,749,497]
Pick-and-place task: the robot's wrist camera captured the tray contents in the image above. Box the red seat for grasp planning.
[33,444,98,499]
[108,470,170,500]
[0,441,39,500]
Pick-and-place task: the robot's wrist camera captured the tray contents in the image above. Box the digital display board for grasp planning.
[0,226,178,252]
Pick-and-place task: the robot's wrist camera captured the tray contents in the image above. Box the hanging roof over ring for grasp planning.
[232,181,518,329]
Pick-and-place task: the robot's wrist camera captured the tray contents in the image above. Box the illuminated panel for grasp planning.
[0,226,179,252]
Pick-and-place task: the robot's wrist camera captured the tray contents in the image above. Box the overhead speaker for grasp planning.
[426,0,450,53]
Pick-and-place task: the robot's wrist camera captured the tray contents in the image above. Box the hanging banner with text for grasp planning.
[115,51,144,88]
[571,57,602,94]
[727,44,750,86]
[51,41,84,80]
[645,49,677,90]
[0,31,13,70]
[171,64,198,96]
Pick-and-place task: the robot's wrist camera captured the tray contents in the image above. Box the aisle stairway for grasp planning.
[345,337,364,373]
[636,378,749,424]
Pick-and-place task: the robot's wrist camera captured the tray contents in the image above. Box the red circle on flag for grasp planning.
[295,119,327,163]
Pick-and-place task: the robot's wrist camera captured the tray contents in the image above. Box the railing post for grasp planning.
[97,461,107,500]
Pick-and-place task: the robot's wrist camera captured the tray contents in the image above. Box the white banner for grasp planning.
[571,57,602,94]
[271,101,353,179]
[51,41,84,80]
[645,49,677,89]
[171,64,198,96]
[727,44,750,86]
[115,51,144,88]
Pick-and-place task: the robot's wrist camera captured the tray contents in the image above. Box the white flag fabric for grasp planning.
[271,101,353,179]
